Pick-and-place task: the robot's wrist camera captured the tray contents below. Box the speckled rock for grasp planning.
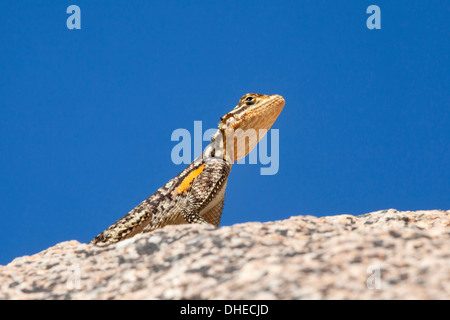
[1,209,449,299]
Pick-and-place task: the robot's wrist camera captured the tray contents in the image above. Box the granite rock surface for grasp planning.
[1,209,449,299]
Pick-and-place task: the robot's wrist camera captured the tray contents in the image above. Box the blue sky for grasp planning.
[1,1,449,264]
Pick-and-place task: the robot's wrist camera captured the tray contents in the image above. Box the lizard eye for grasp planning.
[244,96,256,105]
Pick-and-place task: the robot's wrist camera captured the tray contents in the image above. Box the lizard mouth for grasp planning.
[219,94,285,162]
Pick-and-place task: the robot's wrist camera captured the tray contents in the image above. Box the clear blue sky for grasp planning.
[1,1,449,264]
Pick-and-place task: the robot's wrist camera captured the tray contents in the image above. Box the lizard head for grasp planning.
[218,93,285,162]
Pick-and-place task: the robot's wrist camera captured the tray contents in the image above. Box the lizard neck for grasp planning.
[202,129,233,165]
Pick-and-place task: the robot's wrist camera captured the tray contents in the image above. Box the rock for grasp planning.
[0,209,449,299]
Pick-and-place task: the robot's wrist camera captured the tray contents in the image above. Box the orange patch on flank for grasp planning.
[176,163,205,194]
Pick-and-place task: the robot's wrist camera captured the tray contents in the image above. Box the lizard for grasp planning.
[90,93,285,246]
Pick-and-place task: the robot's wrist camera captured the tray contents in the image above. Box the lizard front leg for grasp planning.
[182,158,231,226]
